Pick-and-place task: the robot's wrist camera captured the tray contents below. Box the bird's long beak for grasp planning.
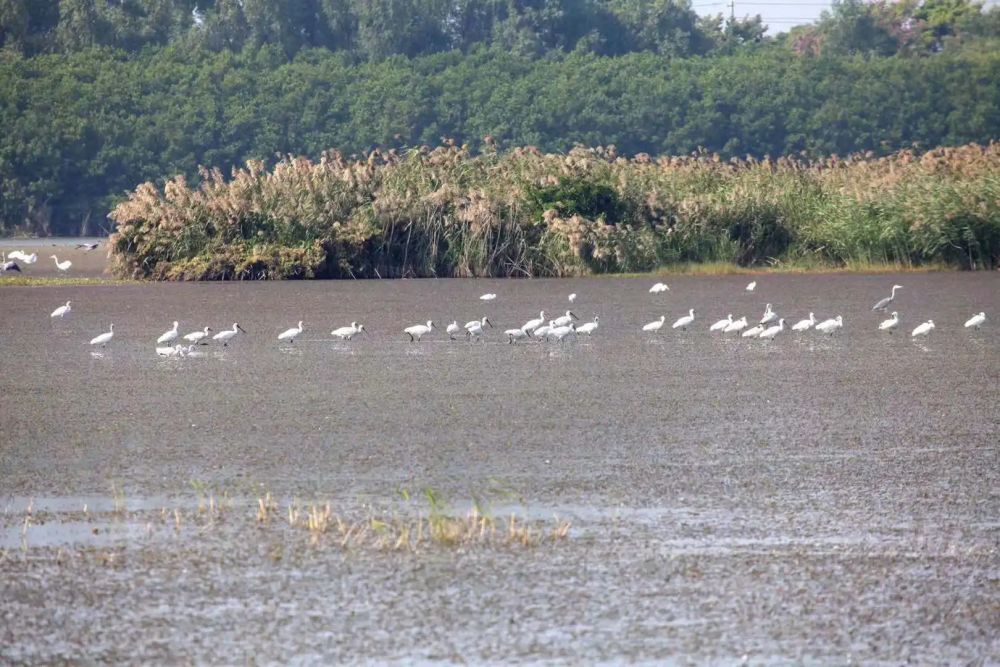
[486,318,493,328]
[570,311,578,320]
[238,325,247,333]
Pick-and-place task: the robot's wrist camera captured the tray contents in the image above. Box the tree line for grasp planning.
[0,0,998,235]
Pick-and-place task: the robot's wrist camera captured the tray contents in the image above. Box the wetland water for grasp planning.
[1,273,998,663]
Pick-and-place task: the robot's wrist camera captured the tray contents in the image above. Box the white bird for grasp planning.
[642,316,666,333]
[576,316,599,335]
[724,316,748,334]
[445,321,461,339]
[791,313,815,332]
[466,317,493,340]
[568,293,577,303]
[21,252,37,264]
[533,321,554,339]
[552,310,579,327]
[872,284,903,311]
[479,293,497,301]
[157,321,179,344]
[89,323,114,347]
[759,318,785,340]
[742,324,765,338]
[548,323,576,342]
[156,344,186,357]
[672,308,695,330]
[911,320,935,337]
[184,326,213,344]
[464,316,493,331]
[331,322,366,340]
[278,321,304,343]
[759,303,777,325]
[213,322,247,346]
[50,301,72,318]
[6,250,27,261]
[964,312,986,329]
[522,311,546,334]
[746,280,756,292]
[710,314,733,332]
[505,328,529,344]
[879,312,899,333]
[404,320,433,342]
[649,282,669,294]
[50,255,72,271]
[815,315,843,335]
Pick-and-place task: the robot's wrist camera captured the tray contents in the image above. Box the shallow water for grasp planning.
[1,273,998,663]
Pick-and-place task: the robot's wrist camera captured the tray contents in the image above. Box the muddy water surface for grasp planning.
[1,273,998,663]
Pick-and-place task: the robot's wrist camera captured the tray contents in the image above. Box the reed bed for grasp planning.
[108,142,1000,279]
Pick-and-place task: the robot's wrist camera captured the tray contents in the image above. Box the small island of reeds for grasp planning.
[108,142,1000,280]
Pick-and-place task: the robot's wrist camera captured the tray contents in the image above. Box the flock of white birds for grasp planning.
[32,279,990,355]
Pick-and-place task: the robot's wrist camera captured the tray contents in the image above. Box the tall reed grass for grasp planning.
[108,142,1000,279]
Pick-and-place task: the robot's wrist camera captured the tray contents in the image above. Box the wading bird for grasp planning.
[724,316,748,334]
[184,326,213,344]
[649,282,669,294]
[759,303,777,326]
[552,310,578,327]
[506,328,529,344]
[759,318,785,340]
[157,321,179,344]
[479,293,497,301]
[872,285,902,311]
[533,321,554,339]
[742,324,765,338]
[521,311,546,335]
[156,344,186,357]
[464,316,493,331]
[964,312,986,329]
[278,321,304,343]
[746,281,756,292]
[672,308,695,330]
[213,322,247,346]
[879,312,899,333]
[576,316,599,335]
[815,315,843,335]
[331,322,365,340]
[20,252,37,264]
[466,317,492,340]
[548,323,576,342]
[50,255,72,272]
[404,321,433,342]
[568,293,577,303]
[89,323,114,347]
[710,314,732,332]
[911,320,935,337]
[446,321,461,339]
[50,301,72,318]
[791,313,816,332]
[642,316,666,333]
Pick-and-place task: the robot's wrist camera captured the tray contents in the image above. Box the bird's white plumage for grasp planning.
[672,309,695,330]
[184,326,212,343]
[878,312,899,333]
[724,316,748,334]
[213,322,246,344]
[533,321,554,339]
[742,324,765,338]
[759,303,777,325]
[576,316,599,335]
[332,322,365,340]
[157,321,179,344]
[50,301,72,318]
[710,314,732,332]
[50,255,72,271]
[278,321,304,342]
[568,293,577,303]
[911,320,935,337]
[89,323,114,346]
[746,281,756,292]
[552,310,578,327]
[964,312,986,329]
[466,317,492,339]
[642,316,666,332]
[548,323,576,342]
[791,313,815,332]
[505,328,529,343]
[522,311,546,334]
[649,282,669,294]
[759,318,785,339]
[479,293,497,301]
[404,320,434,341]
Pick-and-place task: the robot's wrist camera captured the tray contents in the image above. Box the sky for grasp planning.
[692,0,834,34]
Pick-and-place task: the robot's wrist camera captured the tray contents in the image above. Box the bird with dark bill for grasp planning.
[872,284,902,311]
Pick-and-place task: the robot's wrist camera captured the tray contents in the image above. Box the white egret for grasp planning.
[331,322,366,340]
[649,282,669,294]
[815,315,843,335]
[404,321,433,342]
[964,312,986,329]
[742,324,765,338]
[759,318,785,340]
[672,308,695,330]
[709,314,732,332]
[552,310,579,327]
[505,328,529,344]
[50,301,72,318]
[184,326,213,344]
[642,316,666,333]
[50,255,72,271]
[278,321,304,343]
[911,320,935,337]
[878,312,899,333]
[724,316,748,334]
[568,293,577,303]
[746,280,757,292]
[479,293,497,301]
[791,313,815,332]
[759,303,777,325]
[466,318,492,340]
[576,316,599,335]
[89,323,114,347]
[213,322,247,346]
[872,284,902,311]
[157,321,179,344]
[522,311,546,335]
[548,323,576,342]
